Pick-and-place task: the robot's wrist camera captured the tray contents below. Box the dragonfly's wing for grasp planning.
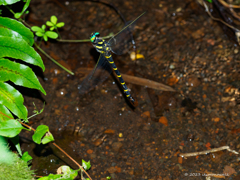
[78,54,112,94]
[108,12,145,55]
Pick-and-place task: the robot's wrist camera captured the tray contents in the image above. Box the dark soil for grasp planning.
[19,0,240,179]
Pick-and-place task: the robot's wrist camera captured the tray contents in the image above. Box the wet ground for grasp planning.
[19,0,240,179]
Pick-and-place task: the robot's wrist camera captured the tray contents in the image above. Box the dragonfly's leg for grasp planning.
[106,54,135,103]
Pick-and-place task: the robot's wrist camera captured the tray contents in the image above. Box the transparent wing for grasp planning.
[78,54,112,94]
[108,12,145,55]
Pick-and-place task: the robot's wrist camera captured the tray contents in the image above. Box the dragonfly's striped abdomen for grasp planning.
[105,54,132,98]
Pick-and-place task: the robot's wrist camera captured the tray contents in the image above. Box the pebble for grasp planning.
[56,88,67,97]
[112,142,123,152]
[188,77,201,87]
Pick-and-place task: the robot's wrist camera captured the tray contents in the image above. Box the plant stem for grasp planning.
[38,37,43,47]
[34,43,74,75]
[57,34,113,43]
[55,27,62,39]
[5,6,15,15]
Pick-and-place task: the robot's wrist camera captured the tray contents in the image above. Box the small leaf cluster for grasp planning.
[46,15,65,31]
[31,15,64,41]
[32,125,54,144]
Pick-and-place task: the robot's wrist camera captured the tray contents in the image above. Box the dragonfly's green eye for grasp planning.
[90,35,95,43]
[90,32,100,43]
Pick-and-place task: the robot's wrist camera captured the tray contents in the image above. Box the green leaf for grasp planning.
[0,0,20,5]
[43,34,48,41]
[35,31,44,37]
[0,58,46,95]
[14,0,31,18]
[21,151,32,162]
[56,22,65,28]
[0,36,45,71]
[0,82,27,119]
[45,31,58,39]
[46,21,53,27]
[50,27,54,31]
[31,26,43,32]
[9,135,22,156]
[0,17,34,46]
[82,159,91,170]
[42,132,54,144]
[60,165,78,179]
[41,25,46,30]
[106,176,111,180]
[0,119,26,137]
[0,104,13,121]
[32,125,49,144]
[14,13,21,19]
[38,174,62,180]
[50,15,57,25]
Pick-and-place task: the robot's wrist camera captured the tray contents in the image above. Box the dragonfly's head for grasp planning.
[90,32,100,43]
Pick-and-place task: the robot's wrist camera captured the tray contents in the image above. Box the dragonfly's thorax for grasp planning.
[93,38,111,54]
[90,32,111,54]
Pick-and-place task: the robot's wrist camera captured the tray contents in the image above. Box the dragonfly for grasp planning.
[78,12,145,107]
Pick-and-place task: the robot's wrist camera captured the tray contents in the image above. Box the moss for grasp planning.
[0,153,35,180]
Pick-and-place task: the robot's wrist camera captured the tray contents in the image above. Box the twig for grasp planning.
[179,146,239,158]
[218,0,240,9]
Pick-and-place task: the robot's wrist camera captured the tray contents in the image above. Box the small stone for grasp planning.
[159,116,168,126]
[141,111,150,118]
[169,64,175,69]
[188,77,201,87]
[143,124,151,131]
[56,88,67,97]
[112,142,123,152]
[107,166,117,174]
[191,28,205,39]
[223,165,236,176]
[234,49,239,54]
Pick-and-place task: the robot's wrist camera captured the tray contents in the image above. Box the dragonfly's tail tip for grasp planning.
[129,96,138,107]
